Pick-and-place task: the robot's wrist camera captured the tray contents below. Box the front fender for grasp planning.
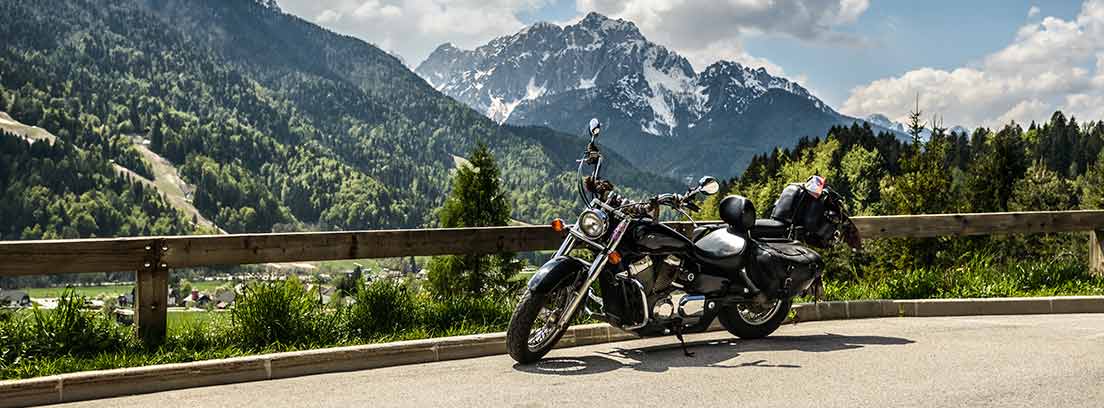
[527,256,588,294]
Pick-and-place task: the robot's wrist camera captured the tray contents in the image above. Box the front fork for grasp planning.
[554,218,631,330]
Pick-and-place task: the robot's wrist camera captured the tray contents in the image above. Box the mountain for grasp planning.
[864,113,972,141]
[417,12,880,178]
[865,114,907,134]
[0,0,678,238]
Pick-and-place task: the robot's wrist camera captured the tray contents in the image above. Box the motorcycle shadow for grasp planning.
[513,333,914,375]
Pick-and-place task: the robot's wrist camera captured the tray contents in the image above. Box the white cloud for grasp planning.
[1093,54,1104,88]
[277,0,550,67]
[574,0,870,72]
[315,9,342,23]
[352,0,402,18]
[676,41,790,77]
[1065,93,1104,119]
[1029,5,1041,18]
[842,0,1104,128]
[278,0,866,87]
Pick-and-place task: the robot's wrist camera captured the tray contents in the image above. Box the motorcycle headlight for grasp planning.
[578,209,608,238]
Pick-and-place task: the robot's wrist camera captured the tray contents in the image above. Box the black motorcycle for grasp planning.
[506,118,862,364]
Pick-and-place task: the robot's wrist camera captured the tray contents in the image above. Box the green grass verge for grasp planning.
[18,285,132,299]
[167,310,225,331]
[3,251,1104,381]
[0,280,516,380]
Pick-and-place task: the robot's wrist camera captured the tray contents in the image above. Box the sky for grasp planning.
[275,0,1103,129]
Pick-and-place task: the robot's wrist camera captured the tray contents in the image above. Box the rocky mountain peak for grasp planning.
[416,14,838,148]
[254,0,281,12]
[577,12,641,35]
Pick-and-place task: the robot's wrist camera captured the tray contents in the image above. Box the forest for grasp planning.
[692,110,1104,299]
[0,129,191,240]
[0,0,674,240]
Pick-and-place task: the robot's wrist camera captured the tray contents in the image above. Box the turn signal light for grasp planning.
[608,251,622,265]
[550,218,565,232]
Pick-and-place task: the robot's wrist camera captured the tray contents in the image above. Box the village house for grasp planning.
[0,289,31,307]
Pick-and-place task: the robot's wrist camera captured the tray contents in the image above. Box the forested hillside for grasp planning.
[0,130,192,239]
[724,111,1104,218]
[0,0,677,237]
[694,112,1104,282]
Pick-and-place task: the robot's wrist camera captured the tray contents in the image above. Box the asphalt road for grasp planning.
[48,314,1104,407]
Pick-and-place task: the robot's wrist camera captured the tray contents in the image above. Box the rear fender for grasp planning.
[527,256,587,294]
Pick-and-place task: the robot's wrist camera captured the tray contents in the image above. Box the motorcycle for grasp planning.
[505,118,862,364]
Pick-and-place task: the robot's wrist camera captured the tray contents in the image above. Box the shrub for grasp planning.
[4,290,130,362]
[230,277,339,349]
[821,250,1104,301]
[421,295,512,335]
[165,313,234,354]
[345,279,419,339]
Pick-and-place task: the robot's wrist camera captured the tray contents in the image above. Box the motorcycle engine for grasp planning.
[626,255,708,327]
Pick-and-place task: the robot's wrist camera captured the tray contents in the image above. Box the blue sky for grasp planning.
[279,0,1104,127]
[741,0,1082,106]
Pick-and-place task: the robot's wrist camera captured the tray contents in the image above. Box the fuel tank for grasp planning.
[624,221,692,256]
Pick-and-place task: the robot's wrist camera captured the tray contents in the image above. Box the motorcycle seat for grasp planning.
[752,218,791,239]
[690,224,725,241]
[691,227,748,270]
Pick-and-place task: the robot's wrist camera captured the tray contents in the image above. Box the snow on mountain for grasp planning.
[863,114,972,141]
[417,12,864,177]
[865,113,906,133]
[416,12,831,132]
[254,0,281,12]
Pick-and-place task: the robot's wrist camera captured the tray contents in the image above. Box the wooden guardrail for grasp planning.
[2,210,1103,343]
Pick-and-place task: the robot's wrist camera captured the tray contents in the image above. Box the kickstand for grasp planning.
[673,324,695,357]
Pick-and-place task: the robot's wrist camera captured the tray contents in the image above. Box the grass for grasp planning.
[15,280,236,300]
[3,248,1104,381]
[0,279,516,380]
[167,310,224,331]
[19,285,133,299]
[187,280,232,293]
[802,250,1104,302]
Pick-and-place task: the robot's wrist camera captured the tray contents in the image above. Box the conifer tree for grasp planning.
[426,143,522,299]
[907,95,926,146]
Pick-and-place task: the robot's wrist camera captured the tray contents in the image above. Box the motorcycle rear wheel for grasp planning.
[718,297,792,339]
[506,288,573,364]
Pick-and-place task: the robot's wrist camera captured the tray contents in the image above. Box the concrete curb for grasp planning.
[4,295,1104,407]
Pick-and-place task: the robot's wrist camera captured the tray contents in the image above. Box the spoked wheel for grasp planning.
[718,297,791,339]
[506,287,575,364]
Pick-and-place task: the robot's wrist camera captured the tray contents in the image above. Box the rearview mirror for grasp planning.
[698,176,720,195]
[588,118,601,138]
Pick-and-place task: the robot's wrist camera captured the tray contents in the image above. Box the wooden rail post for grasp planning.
[136,239,169,344]
[1092,230,1104,277]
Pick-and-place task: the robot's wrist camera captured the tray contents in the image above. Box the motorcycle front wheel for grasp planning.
[506,287,574,364]
[718,297,792,340]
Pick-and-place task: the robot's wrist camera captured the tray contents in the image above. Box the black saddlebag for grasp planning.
[769,183,834,247]
[749,241,823,297]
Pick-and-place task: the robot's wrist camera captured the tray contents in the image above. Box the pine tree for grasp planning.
[426,143,522,299]
[966,124,1028,212]
[907,95,926,146]
[149,120,164,153]
[1082,149,1104,210]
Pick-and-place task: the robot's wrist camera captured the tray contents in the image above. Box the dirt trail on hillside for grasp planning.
[127,139,224,233]
[1,111,221,233]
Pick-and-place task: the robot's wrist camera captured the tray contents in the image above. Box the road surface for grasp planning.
[48,314,1104,407]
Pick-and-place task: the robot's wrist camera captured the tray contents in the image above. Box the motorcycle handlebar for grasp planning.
[618,192,692,216]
